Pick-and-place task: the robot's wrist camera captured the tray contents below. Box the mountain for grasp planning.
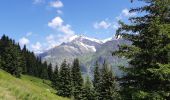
[39,35,103,66]
[39,35,129,76]
[79,39,130,76]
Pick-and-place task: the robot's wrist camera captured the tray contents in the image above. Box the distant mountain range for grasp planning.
[39,35,130,76]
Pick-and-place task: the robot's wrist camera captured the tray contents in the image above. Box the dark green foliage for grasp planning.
[93,61,100,99]
[0,35,22,77]
[40,61,48,79]
[98,61,116,100]
[57,60,72,97]
[47,63,53,81]
[0,55,2,68]
[20,45,27,74]
[0,35,50,79]
[82,76,95,100]
[71,58,84,100]
[114,0,170,99]
[52,64,59,90]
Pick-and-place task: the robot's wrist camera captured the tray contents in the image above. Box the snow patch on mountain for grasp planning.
[70,35,103,44]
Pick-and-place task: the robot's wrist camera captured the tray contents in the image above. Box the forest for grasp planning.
[0,0,170,100]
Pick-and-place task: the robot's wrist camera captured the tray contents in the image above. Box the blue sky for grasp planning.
[0,0,143,53]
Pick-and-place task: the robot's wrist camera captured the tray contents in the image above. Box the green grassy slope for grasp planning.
[0,69,69,100]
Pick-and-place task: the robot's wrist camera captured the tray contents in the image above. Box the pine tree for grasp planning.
[0,35,22,77]
[21,45,27,74]
[0,39,2,68]
[0,55,2,68]
[114,0,170,99]
[47,63,53,81]
[58,60,72,97]
[71,58,83,100]
[98,61,116,100]
[0,35,50,79]
[93,61,100,99]
[41,61,49,79]
[82,76,95,100]
[52,64,59,90]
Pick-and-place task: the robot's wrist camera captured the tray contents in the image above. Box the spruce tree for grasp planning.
[21,45,27,74]
[47,63,53,81]
[0,38,2,68]
[0,55,2,68]
[82,76,95,100]
[0,35,50,79]
[71,58,83,100]
[98,61,116,100]
[41,61,49,79]
[114,0,170,99]
[93,61,100,99]
[58,60,72,97]
[52,64,59,90]
[0,35,22,77]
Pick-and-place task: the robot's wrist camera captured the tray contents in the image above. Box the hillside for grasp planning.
[40,35,129,76]
[0,70,69,100]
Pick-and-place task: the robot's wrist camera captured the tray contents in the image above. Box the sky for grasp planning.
[0,0,144,53]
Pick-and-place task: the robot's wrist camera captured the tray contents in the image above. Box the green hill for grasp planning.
[0,69,69,100]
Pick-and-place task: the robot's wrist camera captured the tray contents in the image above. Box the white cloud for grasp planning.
[59,24,75,35]
[19,37,30,46]
[33,0,45,4]
[47,16,76,49]
[46,34,59,49]
[116,8,136,20]
[50,0,63,8]
[112,22,120,30]
[31,42,42,54]
[122,8,136,17]
[26,32,32,37]
[48,16,63,28]
[48,16,75,35]
[94,21,111,29]
[45,32,76,50]
[57,10,63,14]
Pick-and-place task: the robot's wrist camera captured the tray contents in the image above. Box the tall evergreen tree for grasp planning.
[47,63,53,81]
[82,76,95,100]
[52,64,59,90]
[0,55,2,68]
[0,35,22,77]
[114,0,170,99]
[93,61,100,99]
[0,35,50,79]
[71,58,83,100]
[58,60,72,97]
[41,61,49,79]
[21,45,27,74]
[0,38,2,68]
[98,61,116,100]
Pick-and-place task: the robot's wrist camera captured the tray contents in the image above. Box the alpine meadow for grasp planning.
[0,0,170,100]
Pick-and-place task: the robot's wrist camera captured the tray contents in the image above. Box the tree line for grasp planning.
[0,35,52,79]
[0,34,117,99]
[51,58,118,100]
[0,0,169,99]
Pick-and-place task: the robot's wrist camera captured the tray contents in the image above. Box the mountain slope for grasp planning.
[40,35,103,66]
[78,39,130,76]
[40,35,130,76]
[0,70,69,100]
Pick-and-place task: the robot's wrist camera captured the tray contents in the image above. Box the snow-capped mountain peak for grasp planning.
[70,35,103,44]
[39,35,121,66]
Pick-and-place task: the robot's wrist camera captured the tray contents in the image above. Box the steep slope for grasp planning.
[40,35,103,66]
[40,35,130,76]
[79,39,130,76]
[0,70,69,100]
